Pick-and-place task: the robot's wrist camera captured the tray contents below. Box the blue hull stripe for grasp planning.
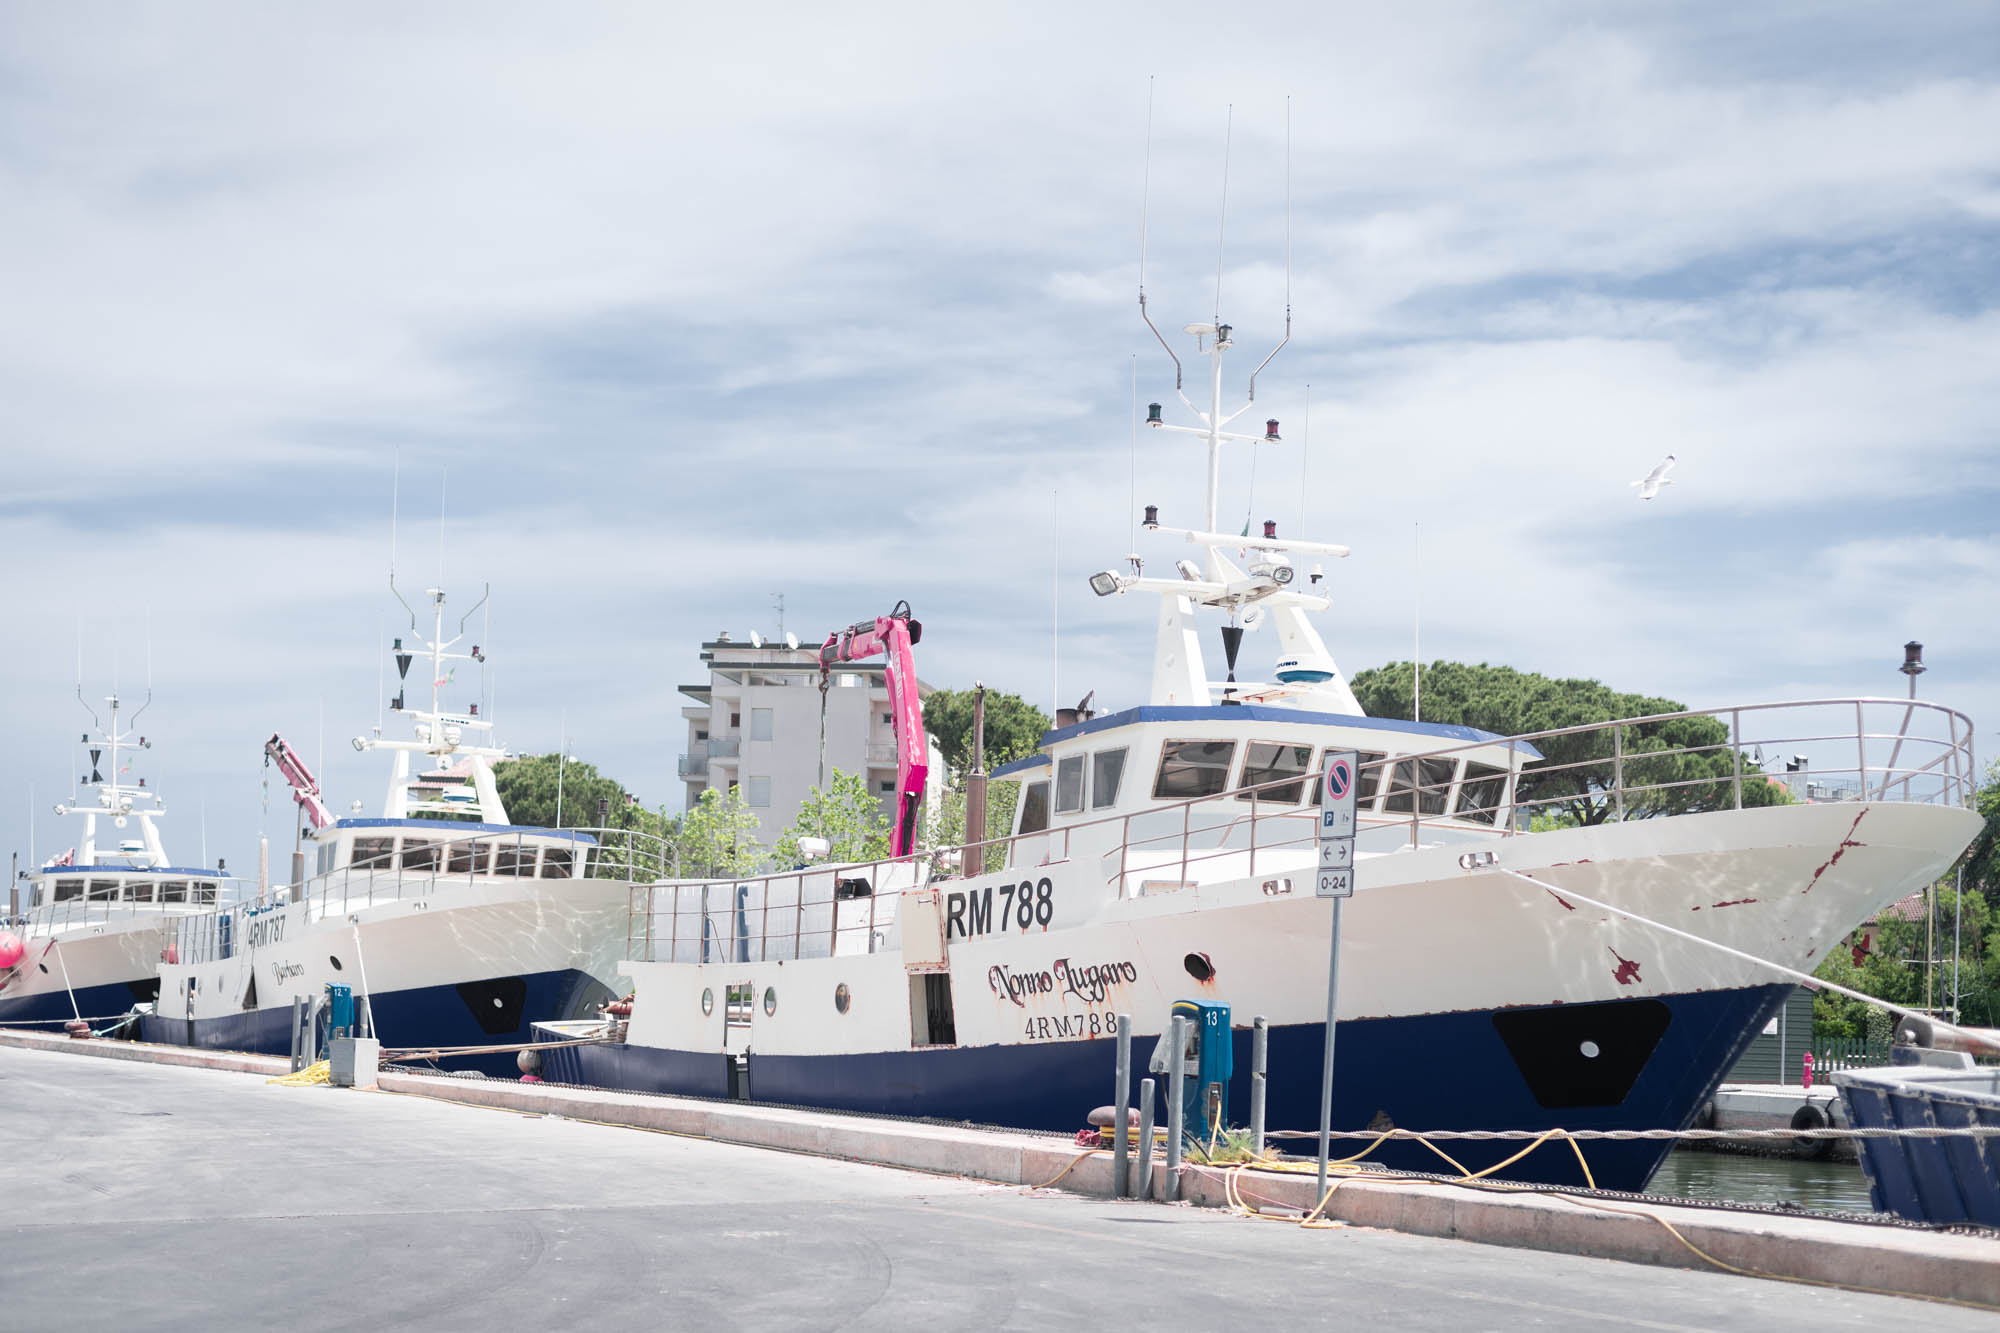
[138,968,604,1078]
[562,985,1786,1191]
[0,981,151,1028]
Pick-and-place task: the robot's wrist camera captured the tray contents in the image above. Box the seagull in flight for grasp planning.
[1631,455,1677,500]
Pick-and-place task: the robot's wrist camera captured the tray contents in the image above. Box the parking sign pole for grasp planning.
[1314,751,1359,1204]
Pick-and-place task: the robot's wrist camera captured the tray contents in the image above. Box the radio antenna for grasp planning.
[1246,94,1293,403]
[1299,382,1312,537]
[389,454,417,634]
[1213,103,1232,326]
[1128,354,1139,555]
[1136,76,1182,390]
[131,611,154,726]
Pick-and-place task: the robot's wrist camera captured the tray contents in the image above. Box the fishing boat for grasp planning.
[140,584,665,1073]
[539,273,1979,1191]
[0,693,232,1030]
[1834,1017,2000,1227]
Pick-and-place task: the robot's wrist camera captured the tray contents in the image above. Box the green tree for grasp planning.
[923,688,1052,776]
[1349,661,1789,825]
[493,753,636,830]
[926,778,1021,874]
[674,785,765,878]
[773,770,891,866]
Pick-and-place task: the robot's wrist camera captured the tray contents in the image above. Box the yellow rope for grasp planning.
[267,1060,330,1086]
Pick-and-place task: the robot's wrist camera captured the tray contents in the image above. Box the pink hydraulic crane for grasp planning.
[264,733,334,830]
[818,601,927,858]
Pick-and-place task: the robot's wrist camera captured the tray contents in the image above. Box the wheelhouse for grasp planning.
[308,818,599,881]
[994,705,1540,866]
[23,866,225,913]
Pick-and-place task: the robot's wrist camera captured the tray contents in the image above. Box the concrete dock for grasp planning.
[3,1038,1996,1329]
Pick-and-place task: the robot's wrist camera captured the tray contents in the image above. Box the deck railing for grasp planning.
[621,696,1976,966]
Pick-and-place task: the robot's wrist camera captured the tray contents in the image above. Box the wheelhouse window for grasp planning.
[159,881,188,904]
[88,879,119,901]
[1090,748,1128,810]
[1152,740,1237,800]
[192,884,218,905]
[447,841,489,875]
[1017,781,1050,835]
[400,840,440,871]
[1237,741,1314,803]
[493,843,537,877]
[352,838,395,870]
[129,881,157,904]
[1053,755,1085,815]
[1384,757,1457,816]
[54,879,84,902]
[540,847,575,878]
[1456,762,1509,825]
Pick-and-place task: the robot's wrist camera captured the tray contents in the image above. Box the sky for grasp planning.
[1,1,1995,876]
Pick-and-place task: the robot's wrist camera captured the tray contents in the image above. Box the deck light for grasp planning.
[1176,560,1202,582]
[1088,571,1123,597]
[1147,403,1163,427]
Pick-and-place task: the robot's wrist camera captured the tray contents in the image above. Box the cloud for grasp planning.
[1,2,1995,871]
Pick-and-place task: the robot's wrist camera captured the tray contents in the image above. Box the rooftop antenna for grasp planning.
[1136,76,1182,391]
[375,616,386,734]
[389,455,418,636]
[1213,103,1232,328]
[1299,382,1311,537]
[772,592,786,641]
[131,612,154,728]
[1052,489,1061,716]
[74,618,100,736]
[438,467,448,589]
[1413,522,1423,723]
[1128,354,1139,561]
[1246,95,1293,404]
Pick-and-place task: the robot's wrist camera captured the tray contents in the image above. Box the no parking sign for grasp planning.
[1316,750,1358,898]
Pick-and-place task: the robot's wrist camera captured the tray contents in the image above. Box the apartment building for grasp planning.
[677,630,946,850]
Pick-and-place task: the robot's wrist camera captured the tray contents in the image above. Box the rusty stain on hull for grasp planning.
[1801,809,1868,894]
[1608,948,1642,986]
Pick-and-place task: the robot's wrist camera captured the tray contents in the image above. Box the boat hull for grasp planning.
[0,919,171,1028]
[552,983,1786,1191]
[146,877,630,1076]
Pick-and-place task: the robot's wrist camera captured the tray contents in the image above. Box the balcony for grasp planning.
[866,741,898,765]
[677,753,709,778]
[708,737,741,758]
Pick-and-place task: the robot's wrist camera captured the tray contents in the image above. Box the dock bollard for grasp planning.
[1251,1015,1268,1157]
[1113,1014,1133,1199]
[1136,1078,1157,1202]
[1164,1014,1188,1202]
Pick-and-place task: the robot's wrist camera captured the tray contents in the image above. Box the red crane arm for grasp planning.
[818,601,927,858]
[264,733,334,830]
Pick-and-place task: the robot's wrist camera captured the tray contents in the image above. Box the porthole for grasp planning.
[1579,1040,1601,1059]
[834,983,851,1015]
[763,986,778,1017]
[1183,952,1214,983]
[700,987,714,1016]
[329,956,344,971]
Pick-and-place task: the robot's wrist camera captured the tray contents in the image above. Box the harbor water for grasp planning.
[1645,1148,1875,1215]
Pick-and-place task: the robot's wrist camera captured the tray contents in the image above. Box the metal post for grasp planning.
[1729,710,1743,810]
[1612,725,1625,820]
[1165,1014,1188,1202]
[290,996,308,1071]
[1315,896,1346,1201]
[1251,1015,1269,1156]
[963,683,987,879]
[1113,1014,1132,1198]
[1136,1077,1156,1202]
